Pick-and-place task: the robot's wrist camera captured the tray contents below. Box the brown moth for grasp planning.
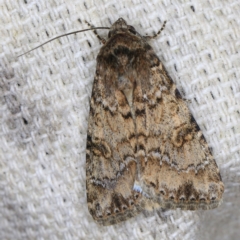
[86,18,224,226]
[18,17,224,226]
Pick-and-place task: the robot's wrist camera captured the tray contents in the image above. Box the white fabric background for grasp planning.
[1,0,240,239]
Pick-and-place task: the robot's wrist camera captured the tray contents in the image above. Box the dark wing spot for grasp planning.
[150,182,156,188]
[175,88,182,99]
[160,190,165,195]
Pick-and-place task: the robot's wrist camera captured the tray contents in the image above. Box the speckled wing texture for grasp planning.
[86,18,224,226]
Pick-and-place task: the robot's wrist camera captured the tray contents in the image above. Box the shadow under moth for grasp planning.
[18,18,224,226]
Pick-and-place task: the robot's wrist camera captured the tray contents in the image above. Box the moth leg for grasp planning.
[85,20,106,44]
[144,20,167,40]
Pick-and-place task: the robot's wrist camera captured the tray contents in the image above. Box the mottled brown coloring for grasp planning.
[86,18,224,226]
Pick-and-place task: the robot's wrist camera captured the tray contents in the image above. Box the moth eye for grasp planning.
[211,196,216,201]
[128,26,136,34]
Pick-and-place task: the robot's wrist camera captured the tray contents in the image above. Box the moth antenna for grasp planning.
[17,27,110,58]
[144,20,167,40]
[84,20,106,44]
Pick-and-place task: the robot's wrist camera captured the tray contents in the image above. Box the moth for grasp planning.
[86,18,224,226]
[18,17,224,226]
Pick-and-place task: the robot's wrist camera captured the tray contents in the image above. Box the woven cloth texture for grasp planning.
[1,0,240,239]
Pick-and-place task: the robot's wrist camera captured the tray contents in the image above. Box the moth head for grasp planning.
[108,18,138,38]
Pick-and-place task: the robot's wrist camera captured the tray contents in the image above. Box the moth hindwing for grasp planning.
[86,18,224,226]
